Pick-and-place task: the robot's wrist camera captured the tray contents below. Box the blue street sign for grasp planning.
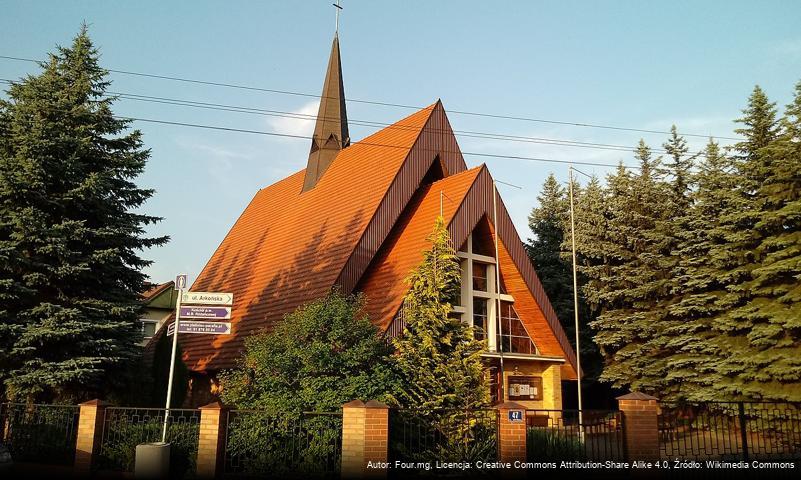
[508,410,524,423]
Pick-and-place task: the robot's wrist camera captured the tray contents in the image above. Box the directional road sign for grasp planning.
[179,306,231,319]
[177,320,231,335]
[181,291,233,306]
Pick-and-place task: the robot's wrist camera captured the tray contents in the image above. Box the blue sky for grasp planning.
[2,1,800,284]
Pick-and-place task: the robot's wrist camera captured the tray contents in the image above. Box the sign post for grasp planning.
[162,274,187,443]
[162,278,233,444]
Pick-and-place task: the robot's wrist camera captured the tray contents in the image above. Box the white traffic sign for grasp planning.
[167,322,175,337]
[178,320,231,335]
[181,291,233,306]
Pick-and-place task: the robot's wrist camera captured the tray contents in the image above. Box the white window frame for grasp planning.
[139,318,159,340]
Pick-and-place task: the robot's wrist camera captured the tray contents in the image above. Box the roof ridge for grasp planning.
[350,103,437,147]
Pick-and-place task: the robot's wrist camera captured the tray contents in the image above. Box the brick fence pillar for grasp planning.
[617,392,660,462]
[341,400,389,479]
[196,401,228,479]
[495,401,527,469]
[74,399,108,474]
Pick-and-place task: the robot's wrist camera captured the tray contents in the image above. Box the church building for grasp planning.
[164,33,578,409]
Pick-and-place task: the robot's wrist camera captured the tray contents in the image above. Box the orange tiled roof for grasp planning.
[180,103,444,370]
[174,101,577,377]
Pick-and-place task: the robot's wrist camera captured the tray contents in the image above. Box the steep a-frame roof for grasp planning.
[179,102,468,370]
[358,166,579,379]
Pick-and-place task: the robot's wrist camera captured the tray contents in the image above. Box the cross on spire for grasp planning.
[333,1,343,35]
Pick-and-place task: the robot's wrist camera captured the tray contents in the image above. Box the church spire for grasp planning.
[302,34,350,192]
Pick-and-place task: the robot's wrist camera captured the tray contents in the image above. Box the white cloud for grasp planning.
[266,100,320,138]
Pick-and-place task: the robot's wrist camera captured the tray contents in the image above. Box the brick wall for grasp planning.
[74,399,107,473]
[617,392,660,461]
[342,400,388,479]
[196,401,228,478]
[495,402,527,466]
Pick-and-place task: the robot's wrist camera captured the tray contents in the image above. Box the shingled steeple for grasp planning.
[302,34,350,192]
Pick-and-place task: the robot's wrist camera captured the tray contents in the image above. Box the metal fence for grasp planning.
[98,407,200,475]
[525,409,625,461]
[223,410,342,478]
[659,402,801,461]
[0,403,80,465]
[388,409,498,474]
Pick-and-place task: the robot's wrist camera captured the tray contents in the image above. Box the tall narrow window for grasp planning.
[473,298,487,340]
[473,263,488,292]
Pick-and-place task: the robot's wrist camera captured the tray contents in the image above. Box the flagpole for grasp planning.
[568,166,584,437]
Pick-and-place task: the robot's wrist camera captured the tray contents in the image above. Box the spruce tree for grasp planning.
[663,139,737,400]
[526,174,574,337]
[0,27,166,401]
[560,175,607,381]
[390,217,488,415]
[642,127,696,400]
[588,143,671,393]
[708,86,783,400]
[661,125,693,211]
[716,84,801,400]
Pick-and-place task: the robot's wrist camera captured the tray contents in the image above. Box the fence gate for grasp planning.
[658,402,801,461]
[525,409,625,462]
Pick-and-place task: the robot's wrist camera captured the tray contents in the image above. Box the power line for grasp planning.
[70,117,801,182]
[0,54,742,141]
[2,86,795,182]
[126,116,634,170]
[0,77,715,156]
[111,91,704,156]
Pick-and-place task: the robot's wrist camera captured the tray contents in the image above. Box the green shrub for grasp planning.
[225,412,341,477]
[526,428,586,461]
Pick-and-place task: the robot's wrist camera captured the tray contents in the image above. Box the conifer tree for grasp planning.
[0,27,166,401]
[589,143,671,393]
[663,139,737,400]
[390,217,488,415]
[661,125,693,211]
[707,86,783,400]
[559,175,607,380]
[641,126,696,399]
[715,84,801,400]
[526,174,574,336]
